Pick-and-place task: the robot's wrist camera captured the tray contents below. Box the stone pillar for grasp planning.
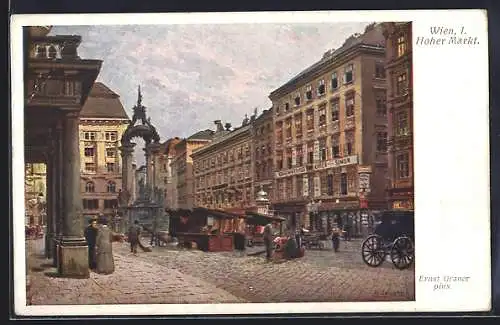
[145,142,161,192]
[58,112,89,278]
[119,143,135,201]
[44,141,54,259]
[53,120,63,267]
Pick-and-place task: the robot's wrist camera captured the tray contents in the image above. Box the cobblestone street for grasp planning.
[26,238,414,305]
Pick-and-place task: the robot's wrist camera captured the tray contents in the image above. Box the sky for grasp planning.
[50,22,370,163]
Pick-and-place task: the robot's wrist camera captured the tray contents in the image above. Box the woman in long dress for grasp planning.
[95,215,115,275]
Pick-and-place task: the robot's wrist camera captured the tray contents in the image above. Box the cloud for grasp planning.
[50,22,370,164]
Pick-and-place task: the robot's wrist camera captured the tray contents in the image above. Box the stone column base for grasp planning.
[45,233,54,259]
[52,237,61,267]
[58,239,89,278]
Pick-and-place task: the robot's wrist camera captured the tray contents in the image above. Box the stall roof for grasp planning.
[192,207,237,219]
[244,211,286,225]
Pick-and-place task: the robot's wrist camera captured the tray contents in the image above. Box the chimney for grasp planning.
[214,120,224,132]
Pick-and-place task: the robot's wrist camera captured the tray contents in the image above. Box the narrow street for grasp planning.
[27,238,414,304]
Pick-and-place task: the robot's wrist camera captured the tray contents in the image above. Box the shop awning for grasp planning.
[244,211,286,225]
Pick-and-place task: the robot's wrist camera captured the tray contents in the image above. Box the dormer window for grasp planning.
[305,85,313,101]
[344,64,354,84]
[275,105,280,115]
[317,79,326,95]
[294,92,301,106]
[331,72,338,90]
[284,102,290,112]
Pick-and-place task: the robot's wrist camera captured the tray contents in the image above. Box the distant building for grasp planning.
[160,137,181,210]
[252,109,274,203]
[192,116,258,211]
[382,22,414,210]
[171,129,214,210]
[269,23,389,231]
[24,163,47,225]
[79,82,130,221]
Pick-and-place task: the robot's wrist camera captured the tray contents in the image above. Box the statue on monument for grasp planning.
[131,85,148,126]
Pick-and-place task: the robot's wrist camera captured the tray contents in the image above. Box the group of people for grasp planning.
[84,215,115,275]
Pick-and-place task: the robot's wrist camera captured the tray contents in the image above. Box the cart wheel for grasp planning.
[361,235,385,267]
[390,236,414,270]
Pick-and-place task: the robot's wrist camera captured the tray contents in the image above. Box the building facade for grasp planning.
[253,109,274,203]
[171,129,214,210]
[24,163,47,225]
[23,26,102,276]
[161,137,181,209]
[79,82,130,221]
[383,22,414,210]
[269,23,389,231]
[192,117,258,211]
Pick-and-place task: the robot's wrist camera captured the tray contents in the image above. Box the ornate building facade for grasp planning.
[23,26,102,277]
[171,130,214,210]
[192,117,257,211]
[269,23,389,230]
[383,22,414,210]
[253,109,274,203]
[79,82,130,221]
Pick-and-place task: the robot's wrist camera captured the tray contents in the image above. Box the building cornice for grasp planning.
[191,125,252,158]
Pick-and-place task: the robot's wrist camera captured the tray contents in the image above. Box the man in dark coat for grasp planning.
[128,220,142,254]
[84,218,98,269]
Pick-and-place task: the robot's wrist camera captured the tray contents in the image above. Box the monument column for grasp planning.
[119,143,136,202]
[146,142,161,192]
[59,112,89,278]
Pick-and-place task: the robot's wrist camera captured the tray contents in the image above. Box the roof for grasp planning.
[270,23,385,98]
[187,129,215,141]
[163,137,181,156]
[80,82,130,119]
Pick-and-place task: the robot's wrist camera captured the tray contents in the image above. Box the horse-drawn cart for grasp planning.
[361,210,414,270]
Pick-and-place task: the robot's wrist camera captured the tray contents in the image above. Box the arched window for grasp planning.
[107,181,116,193]
[85,181,95,193]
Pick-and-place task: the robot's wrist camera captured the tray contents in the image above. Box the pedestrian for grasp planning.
[84,218,98,270]
[128,220,142,254]
[263,221,274,261]
[95,215,115,275]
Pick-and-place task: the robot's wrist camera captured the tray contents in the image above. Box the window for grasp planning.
[340,173,348,195]
[296,176,303,198]
[85,163,96,173]
[84,132,96,140]
[107,181,116,193]
[397,152,410,178]
[308,174,314,197]
[318,106,327,127]
[286,149,293,169]
[331,72,338,90]
[276,122,283,144]
[345,95,355,117]
[318,79,326,95]
[396,73,408,96]
[344,64,354,84]
[331,100,339,121]
[106,148,115,157]
[306,110,314,131]
[84,147,95,157]
[106,162,115,173]
[397,34,407,57]
[396,111,409,136]
[105,131,118,141]
[376,91,387,117]
[305,85,313,101]
[82,199,99,210]
[320,171,328,195]
[85,181,95,193]
[276,151,283,170]
[104,199,118,209]
[296,145,303,166]
[327,174,334,196]
[319,138,327,161]
[275,105,280,115]
[285,178,293,199]
[294,92,301,106]
[285,102,290,112]
[345,131,355,155]
[375,62,385,78]
[285,118,292,139]
[294,115,303,138]
[377,132,388,152]
[307,142,314,164]
[331,135,340,158]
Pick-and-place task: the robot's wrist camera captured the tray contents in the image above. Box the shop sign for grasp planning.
[275,165,307,178]
[392,200,414,210]
[313,155,358,171]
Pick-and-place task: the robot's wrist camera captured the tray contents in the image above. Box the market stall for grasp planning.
[244,211,286,246]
